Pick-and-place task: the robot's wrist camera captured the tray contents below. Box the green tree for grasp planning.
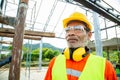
[22,46,29,61]
[0,54,7,60]
[42,48,60,61]
[8,45,12,50]
[53,50,60,56]
[44,48,54,60]
[42,48,49,61]
[109,51,118,64]
[31,48,39,61]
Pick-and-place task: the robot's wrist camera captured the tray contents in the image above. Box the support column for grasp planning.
[92,11,103,56]
[39,38,43,70]
[9,0,28,80]
[0,23,1,60]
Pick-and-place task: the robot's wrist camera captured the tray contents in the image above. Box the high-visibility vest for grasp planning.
[52,54,106,80]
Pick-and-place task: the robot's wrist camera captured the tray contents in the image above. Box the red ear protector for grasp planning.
[63,47,89,61]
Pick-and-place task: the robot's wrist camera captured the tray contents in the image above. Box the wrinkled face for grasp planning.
[65,21,92,48]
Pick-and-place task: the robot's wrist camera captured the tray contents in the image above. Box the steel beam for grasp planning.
[74,0,120,25]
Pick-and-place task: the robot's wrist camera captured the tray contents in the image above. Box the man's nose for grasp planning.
[67,30,76,36]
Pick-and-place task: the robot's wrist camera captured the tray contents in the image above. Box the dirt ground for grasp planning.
[0,67,47,80]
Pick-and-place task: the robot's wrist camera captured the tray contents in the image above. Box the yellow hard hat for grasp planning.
[63,12,92,31]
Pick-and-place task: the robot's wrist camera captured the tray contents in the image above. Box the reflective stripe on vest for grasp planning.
[67,68,81,77]
[52,54,106,80]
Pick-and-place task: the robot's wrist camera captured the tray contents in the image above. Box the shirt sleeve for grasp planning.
[44,57,56,80]
[105,60,118,80]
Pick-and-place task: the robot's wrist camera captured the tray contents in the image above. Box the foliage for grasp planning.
[8,45,12,50]
[109,51,119,63]
[0,54,7,61]
[91,50,119,64]
[22,47,60,62]
[31,48,40,61]
[2,43,62,59]
[1,43,119,67]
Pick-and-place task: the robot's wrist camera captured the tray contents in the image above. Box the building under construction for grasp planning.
[0,0,120,80]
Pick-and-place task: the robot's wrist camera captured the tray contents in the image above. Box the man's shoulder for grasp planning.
[49,54,64,67]
[90,54,105,59]
[89,54,106,63]
[49,54,61,64]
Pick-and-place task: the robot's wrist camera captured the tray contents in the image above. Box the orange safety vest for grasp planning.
[52,54,106,80]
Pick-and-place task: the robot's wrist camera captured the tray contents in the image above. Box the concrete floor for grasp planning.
[0,67,47,80]
[0,67,120,80]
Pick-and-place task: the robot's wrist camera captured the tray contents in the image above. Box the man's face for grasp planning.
[65,21,92,48]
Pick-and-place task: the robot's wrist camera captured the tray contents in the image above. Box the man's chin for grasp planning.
[67,43,86,48]
[67,43,80,48]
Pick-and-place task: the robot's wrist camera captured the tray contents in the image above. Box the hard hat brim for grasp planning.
[63,17,92,31]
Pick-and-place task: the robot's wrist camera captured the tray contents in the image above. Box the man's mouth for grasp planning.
[68,39,78,43]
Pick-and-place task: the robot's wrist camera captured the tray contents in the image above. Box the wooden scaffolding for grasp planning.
[0,0,55,80]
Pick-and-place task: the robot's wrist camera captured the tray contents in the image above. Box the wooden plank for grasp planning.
[0,15,17,27]
[23,35,41,40]
[0,41,12,44]
[9,1,29,80]
[0,28,14,33]
[25,30,55,37]
[0,32,41,40]
[21,0,29,4]
[0,32,14,38]
[0,28,55,37]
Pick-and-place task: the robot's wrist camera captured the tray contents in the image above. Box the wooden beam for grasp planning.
[0,15,17,27]
[0,28,14,33]
[0,32,41,40]
[25,30,55,37]
[23,35,41,40]
[21,0,29,4]
[0,32,14,38]
[0,28,55,37]
[9,1,29,80]
[0,41,12,44]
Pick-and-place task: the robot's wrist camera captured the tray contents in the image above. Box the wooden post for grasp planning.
[9,0,28,80]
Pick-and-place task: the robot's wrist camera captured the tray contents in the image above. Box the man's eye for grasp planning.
[76,26,85,30]
[74,27,82,30]
[75,27,81,30]
[65,28,70,31]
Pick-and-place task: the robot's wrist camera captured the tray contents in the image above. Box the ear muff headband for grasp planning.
[64,47,86,61]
